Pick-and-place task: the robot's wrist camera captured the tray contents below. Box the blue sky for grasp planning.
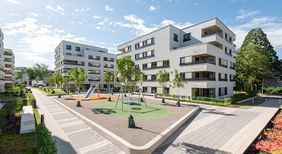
[1,0,282,70]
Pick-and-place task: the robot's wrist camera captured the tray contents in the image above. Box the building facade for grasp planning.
[0,28,15,91]
[55,40,117,89]
[117,18,236,98]
[3,48,15,88]
[0,28,5,92]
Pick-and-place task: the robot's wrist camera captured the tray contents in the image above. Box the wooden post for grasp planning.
[41,114,45,125]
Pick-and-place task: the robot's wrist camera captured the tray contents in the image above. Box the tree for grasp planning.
[26,67,36,80]
[116,56,142,128]
[67,67,86,93]
[116,56,136,92]
[33,64,49,80]
[156,70,170,103]
[103,70,114,101]
[63,76,70,93]
[240,28,280,79]
[236,44,269,92]
[15,67,27,83]
[47,75,55,87]
[172,70,185,107]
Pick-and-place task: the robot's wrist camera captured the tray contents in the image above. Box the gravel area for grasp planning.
[53,94,197,146]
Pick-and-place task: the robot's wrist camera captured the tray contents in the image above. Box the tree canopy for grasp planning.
[26,63,49,80]
[67,67,86,91]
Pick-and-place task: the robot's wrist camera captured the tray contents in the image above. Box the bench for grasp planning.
[20,106,35,134]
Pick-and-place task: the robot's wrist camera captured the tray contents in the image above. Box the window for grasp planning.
[218,87,227,96]
[66,45,72,50]
[143,64,147,69]
[66,52,72,55]
[225,33,228,39]
[173,33,178,42]
[163,60,169,67]
[76,54,82,57]
[152,62,157,68]
[183,33,191,42]
[75,46,80,51]
[180,57,186,64]
[151,87,157,93]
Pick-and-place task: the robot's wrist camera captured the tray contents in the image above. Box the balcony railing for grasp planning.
[184,78,216,81]
[202,32,223,38]
[219,78,228,81]
[180,60,216,66]
[219,64,228,68]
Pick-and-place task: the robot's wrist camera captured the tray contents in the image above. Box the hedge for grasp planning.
[263,87,282,95]
[36,124,56,154]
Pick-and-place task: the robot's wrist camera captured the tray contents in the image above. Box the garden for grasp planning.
[0,85,56,154]
[247,106,282,153]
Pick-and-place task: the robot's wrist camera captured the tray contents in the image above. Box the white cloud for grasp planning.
[2,18,86,69]
[9,13,18,16]
[46,5,65,15]
[93,15,102,19]
[236,9,260,20]
[149,5,156,11]
[115,15,192,36]
[161,19,192,29]
[5,0,23,5]
[230,13,282,50]
[30,12,39,17]
[105,5,113,12]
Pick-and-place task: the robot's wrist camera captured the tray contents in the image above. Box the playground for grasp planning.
[53,92,198,146]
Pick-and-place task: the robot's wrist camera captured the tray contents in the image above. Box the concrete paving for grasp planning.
[154,98,281,154]
[32,89,124,154]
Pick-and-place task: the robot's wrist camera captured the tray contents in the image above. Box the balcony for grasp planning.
[104,65,114,69]
[181,71,216,81]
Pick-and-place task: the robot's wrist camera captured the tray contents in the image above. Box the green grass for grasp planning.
[0,133,37,154]
[36,88,66,95]
[94,101,172,119]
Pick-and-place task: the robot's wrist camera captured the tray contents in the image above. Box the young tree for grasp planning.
[47,74,55,87]
[172,70,185,107]
[236,44,269,92]
[67,67,86,94]
[116,56,141,128]
[103,70,114,101]
[63,76,70,93]
[156,70,170,103]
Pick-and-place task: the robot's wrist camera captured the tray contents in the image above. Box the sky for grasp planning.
[0,0,282,70]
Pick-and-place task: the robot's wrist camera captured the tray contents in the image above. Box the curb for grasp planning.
[50,97,200,154]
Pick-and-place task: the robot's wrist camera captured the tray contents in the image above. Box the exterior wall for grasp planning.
[3,48,16,87]
[0,28,5,92]
[55,40,117,89]
[117,18,236,98]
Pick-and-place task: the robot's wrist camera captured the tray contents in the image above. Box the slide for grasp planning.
[84,84,99,99]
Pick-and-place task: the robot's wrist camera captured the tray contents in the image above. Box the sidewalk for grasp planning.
[32,89,124,154]
[153,97,280,154]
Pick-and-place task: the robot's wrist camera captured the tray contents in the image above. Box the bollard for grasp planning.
[140,97,144,102]
[58,94,61,98]
[162,98,165,103]
[108,96,112,102]
[128,115,136,128]
[41,114,45,125]
[76,101,82,107]
[33,100,37,108]
[176,101,181,107]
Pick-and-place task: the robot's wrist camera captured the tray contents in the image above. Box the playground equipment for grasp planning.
[115,88,147,111]
[82,84,100,100]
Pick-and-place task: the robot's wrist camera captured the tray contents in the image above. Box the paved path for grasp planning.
[154,98,281,154]
[32,89,124,154]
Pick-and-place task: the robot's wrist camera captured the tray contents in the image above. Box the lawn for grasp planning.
[0,133,37,154]
[94,101,172,119]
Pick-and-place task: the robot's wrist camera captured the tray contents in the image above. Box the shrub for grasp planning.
[36,124,56,154]
[231,91,256,103]
[263,87,282,95]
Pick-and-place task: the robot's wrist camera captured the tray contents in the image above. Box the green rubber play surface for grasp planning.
[93,101,172,119]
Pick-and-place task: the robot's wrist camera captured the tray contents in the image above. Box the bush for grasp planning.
[231,91,256,103]
[263,87,282,95]
[5,85,24,97]
[36,124,56,154]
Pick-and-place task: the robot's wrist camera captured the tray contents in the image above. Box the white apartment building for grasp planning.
[3,48,15,88]
[0,28,15,91]
[0,28,5,92]
[118,18,236,98]
[55,40,117,90]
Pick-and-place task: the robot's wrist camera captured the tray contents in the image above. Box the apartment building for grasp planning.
[55,40,117,89]
[0,28,5,92]
[3,48,15,88]
[117,18,236,98]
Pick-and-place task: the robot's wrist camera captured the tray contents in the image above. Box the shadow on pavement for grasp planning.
[54,135,76,154]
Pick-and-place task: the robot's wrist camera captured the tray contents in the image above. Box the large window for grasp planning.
[173,33,178,42]
[219,58,228,67]
[183,33,191,42]
[66,45,72,50]
[219,87,228,96]
[75,46,80,51]
[135,38,155,50]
